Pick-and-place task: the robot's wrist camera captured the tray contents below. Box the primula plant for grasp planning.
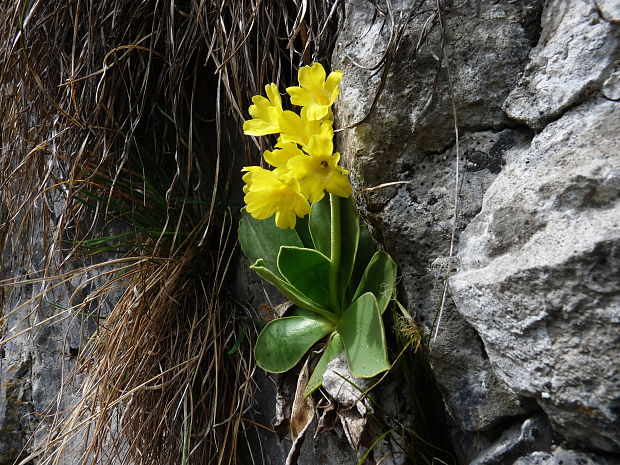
[239,63,397,396]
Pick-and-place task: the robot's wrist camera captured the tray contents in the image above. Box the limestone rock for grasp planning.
[0,352,34,465]
[469,415,553,465]
[503,0,620,128]
[603,64,620,101]
[333,0,620,462]
[450,99,620,452]
[597,0,620,22]
[322,353,373,415]
[335,0,541,174]
[513,446,620,465]
[333,0,544,435]
[0,198,119,464]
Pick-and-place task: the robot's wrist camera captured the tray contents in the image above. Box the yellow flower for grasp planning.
[287,135,352,203]
[263,140,304,169]
[286,63,343,121]
[242,63,350,223]
[243,167,311,229]
[241,166,263,194]
[278,108,333,148]
[243,83,284,136]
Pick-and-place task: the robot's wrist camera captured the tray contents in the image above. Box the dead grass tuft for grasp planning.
[1,1,341,464]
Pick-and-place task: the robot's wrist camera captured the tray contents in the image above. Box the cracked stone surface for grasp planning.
[333,0,544,440]
[330,0,620,463]
[1,198,115,465]
[469,414,553,465]
[503,0,620,129]
[513,446,620,465]
[450,98,620,453]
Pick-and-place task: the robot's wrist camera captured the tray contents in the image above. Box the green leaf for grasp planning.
[227,321,249,355]
[352,251,397,314]
[295,215,314,249]
[288,306,317,318]
[304,332,344,397]
[337,292,390,378]
[338,196,360,299]
[309,195,331,258]
[251,261,336,323]
[255,316,334,373]
[239,209,303,276]
[349,224,375,298]
[278,246,331,309]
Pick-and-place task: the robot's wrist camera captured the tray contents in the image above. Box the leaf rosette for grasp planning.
[239,195,397,394]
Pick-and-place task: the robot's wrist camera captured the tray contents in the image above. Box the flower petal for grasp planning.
[243,119,277,136]
[325,171,352,198]
[244,83,283,136]
[304,103,330,121]
[298,63,327,91]
[278,110,305,145]
[318,119,334,140]
[300,175,327,203]
[264,142,304,168]
[265,83,282,109]
[287,154,312,179]
[242,167,311,229]
[286,86,311,107]
[305,135,333,158]
[248,95,271,120]
[325,71,343,97]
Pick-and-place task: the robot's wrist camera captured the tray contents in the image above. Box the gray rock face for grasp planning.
[503,0,620,129]
[1,202,115,465]
[333,0,544,438]
[0,349,35,465]
[513,446,620,465]
[335,0,541,171]
[469,415,553,465]
[450,98,620,453]
[331,0,620,463]
[322,353,373,415]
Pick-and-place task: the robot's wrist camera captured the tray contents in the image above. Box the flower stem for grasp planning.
[328,194,342,313]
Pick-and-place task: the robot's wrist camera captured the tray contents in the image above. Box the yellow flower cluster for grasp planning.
[242,63,351,229]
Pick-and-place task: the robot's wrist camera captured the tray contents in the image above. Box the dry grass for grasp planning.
[0,1,341,464]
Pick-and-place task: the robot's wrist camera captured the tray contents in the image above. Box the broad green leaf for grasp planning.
[239,209,303,276]
[349,224,375,298]
[338,196,360,299]
[352,251,397,314]
[309,195,331,258]
[278,247,331,309]
[251,261,336,322]
[304,332,344,397]
[337,292,390,378]
[295,215,314,249]
[288,306,317,318]
[255,316,334,373]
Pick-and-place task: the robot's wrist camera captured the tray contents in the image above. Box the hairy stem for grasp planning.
[328,194,342,313]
